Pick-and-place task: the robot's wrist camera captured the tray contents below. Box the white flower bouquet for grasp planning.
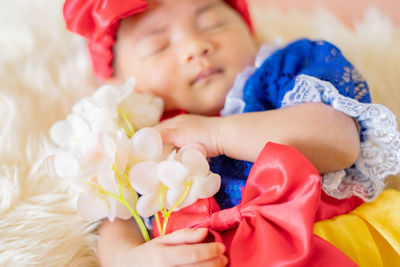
[45,78,221,241]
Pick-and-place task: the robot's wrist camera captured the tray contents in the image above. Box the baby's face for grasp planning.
[112,0,257,115]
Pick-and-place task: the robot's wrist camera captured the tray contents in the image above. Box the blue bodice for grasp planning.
[211,39,371,209]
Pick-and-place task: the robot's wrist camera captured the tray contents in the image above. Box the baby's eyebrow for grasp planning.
[143,26,168,38]
[195,2,220,16]
[141,1,220,38]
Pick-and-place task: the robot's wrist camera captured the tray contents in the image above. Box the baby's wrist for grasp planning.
[214,116,227,156]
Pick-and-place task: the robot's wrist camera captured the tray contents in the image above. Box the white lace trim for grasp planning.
[221,41,283,116]
[282,75,400,201]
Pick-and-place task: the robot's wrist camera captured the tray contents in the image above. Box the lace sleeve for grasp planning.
[282,75,400,201]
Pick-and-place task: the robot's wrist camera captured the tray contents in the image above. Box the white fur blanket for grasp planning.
[0,0,399,266]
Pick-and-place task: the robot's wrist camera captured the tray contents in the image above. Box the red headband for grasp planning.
[63,0,252,80]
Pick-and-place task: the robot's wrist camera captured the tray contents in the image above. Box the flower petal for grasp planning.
[119,77,135,101]
[166,186,185,208]
[178,193,198,210]
[193,173,221,199]
[54,151,80,178]
[73,97,103,123]
[115,141,128,175]
[91,112,118,133]
[93,85,119,118]
[79,133,101,155]
[97,162,119,195]
[181,148,209,177]
[69,177,91,193]
[50,121,74,148]
[116,131,135,166]
[167,187,197,211]
[131,127,163,161]
[99,133,116,159]
[67,113,90,141]
[136,193,160,217]
[157,160,188,189]
[129,161,161,195]
[77,192,108,222]
[110,197,132,220]
[120,92,164,129]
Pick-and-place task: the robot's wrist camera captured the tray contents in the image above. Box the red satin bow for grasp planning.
[63,0,252,80]
[153,143,359,267]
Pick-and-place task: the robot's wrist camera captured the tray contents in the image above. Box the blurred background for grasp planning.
[250,0,399,27]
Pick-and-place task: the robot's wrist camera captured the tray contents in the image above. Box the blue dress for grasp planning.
[212,39,400,210]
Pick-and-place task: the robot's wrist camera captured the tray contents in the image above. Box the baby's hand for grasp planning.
[124,228,228,267]
[155,114,224,157]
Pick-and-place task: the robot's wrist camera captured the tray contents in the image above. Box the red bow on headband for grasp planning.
[63,0,252,79]
[153,143,359,267]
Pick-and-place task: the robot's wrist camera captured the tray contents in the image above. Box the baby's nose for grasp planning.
[181,40,214,64]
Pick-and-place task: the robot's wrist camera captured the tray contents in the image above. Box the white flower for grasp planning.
[72,77,164,135]
[129,161,166,217]
[120,92,164,129]
[50,113,91,149]
[50,77,164,151]
[77,185,136,222]
[46,131,136,222]
[128,127,169,217]
[130,127,163,162]
[160,147,221,210]
[129,141,221,217]
[73,77,135,121]
[71,84,126,134]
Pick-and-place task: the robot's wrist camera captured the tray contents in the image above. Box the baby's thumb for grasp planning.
[154,125,179,146]
[155,228,209,245]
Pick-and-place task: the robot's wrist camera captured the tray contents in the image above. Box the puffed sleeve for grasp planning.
[241,39,400,202]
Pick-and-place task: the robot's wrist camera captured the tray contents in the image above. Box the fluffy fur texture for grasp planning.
[0,0,398,266]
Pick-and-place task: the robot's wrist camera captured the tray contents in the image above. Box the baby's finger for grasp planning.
[155,228,209,245]
[165,242,226,265]
[178,255,229,267]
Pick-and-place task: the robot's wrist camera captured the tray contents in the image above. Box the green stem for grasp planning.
[83,178,150,242]
[162,216,169,236]
[120,198,150,242]
[83,179,120,200]
[155,212,162,235]
[160,181,192,235]
[113,165,124,199]
[158,185,168,217]
[166,181,192,216]
[117,106,135,138]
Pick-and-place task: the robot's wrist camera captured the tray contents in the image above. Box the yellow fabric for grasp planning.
[314,190,400,267]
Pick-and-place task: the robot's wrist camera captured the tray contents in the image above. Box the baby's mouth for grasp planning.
[190,68,224,86]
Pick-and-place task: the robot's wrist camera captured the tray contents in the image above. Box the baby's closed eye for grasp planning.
[197,5,230,32]
[141,38,170,57]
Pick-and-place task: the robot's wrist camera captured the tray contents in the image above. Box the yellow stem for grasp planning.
[155,212,162,235]
[160,181,192,235]
[162,216,169,236]
[158,185,168,217]
[83,179,120,200]
[120,198,150,242]
[120,172,138,206]
[112,165,124,199]
[166,181,192,216]
[117,106,135,138]
[83,178,150,242]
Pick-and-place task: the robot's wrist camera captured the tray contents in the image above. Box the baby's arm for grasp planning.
[97,218,227,267]
[155,102,359,174]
